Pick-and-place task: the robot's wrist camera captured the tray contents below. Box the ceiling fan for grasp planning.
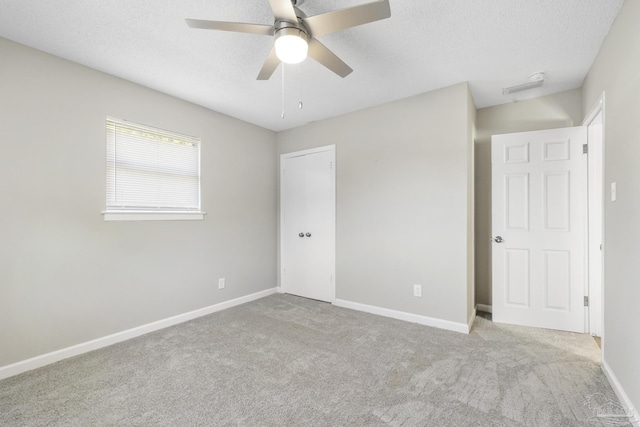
[186,0,391,80]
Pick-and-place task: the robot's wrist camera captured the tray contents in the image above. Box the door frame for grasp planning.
[583,93,606,340]
[279,144,336,301]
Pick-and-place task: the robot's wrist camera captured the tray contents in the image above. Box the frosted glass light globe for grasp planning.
[275,30,308,64]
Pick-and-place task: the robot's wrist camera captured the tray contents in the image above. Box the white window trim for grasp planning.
[102,211,205,221]
[104,117,206,221]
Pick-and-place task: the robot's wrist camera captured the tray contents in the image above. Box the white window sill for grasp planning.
[102,211,206,221]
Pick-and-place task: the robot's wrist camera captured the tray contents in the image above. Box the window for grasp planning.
[104,117,204,221]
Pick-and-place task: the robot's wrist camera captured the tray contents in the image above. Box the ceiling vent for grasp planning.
[503,72,546,95]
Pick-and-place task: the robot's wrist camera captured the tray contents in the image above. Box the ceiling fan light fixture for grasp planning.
[186,0,391,79]
[274,27,308,64]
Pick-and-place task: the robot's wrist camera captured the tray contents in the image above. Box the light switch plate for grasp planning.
[611,182,617,202]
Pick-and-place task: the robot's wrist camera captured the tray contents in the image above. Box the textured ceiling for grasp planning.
[0,0,624,131]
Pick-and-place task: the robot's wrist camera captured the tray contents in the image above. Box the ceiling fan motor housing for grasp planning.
[274,19,308,38]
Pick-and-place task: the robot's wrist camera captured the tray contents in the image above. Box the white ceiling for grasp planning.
[0,0,624,131]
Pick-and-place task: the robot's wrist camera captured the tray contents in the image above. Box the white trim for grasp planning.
[602,358,640,426]
[477,303,493,313]
[333,299,471,334]
[280,144,335,159]
[0,288,277,381]
[103,211,205,221]
[582,92,605,126]
[582,92,606,341]
[467,308,477,332]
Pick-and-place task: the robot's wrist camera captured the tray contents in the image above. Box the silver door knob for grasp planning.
[305,232,312,237]
[299,233,304,238]
[493,236,503,243]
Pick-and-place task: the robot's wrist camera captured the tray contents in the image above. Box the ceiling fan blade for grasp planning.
[185,19,274,36]
[304,0,391,37]
[307,39,353,78]
[268,0,298,22]
[257,46,281,80]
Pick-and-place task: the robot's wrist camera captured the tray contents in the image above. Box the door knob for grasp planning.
[493,236,504,243]
[299,233,304,238]
[305,232,312,237]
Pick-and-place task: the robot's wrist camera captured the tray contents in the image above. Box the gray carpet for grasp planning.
[0,294,628,426]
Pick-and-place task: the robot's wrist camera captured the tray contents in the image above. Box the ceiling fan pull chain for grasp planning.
[298,63,303,110]
[281,64,285,119]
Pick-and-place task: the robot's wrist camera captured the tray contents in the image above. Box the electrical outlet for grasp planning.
[218,278,225,289]
[413,284,422,298]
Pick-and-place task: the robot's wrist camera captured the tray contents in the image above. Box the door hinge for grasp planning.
[584,296,589,307]
[329,161,333,170]
[330,274,334,283]
[583,144,588,154]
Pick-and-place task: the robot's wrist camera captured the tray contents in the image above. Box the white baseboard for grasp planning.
[333,299,471,334]
[0,288,278,381]
[602,358,640,426]
[476,304,492,313]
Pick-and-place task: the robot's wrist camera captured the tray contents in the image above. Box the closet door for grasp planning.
[281,145,335,302]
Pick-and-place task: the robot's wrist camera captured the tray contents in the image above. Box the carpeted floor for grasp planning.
[0,294,629,426]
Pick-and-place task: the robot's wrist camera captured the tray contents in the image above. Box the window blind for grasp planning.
[106,117,201,212]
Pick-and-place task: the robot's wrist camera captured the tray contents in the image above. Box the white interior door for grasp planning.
[491,127,587,333]
[281,146,335,302]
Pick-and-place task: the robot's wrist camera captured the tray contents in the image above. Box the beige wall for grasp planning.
[466,86,477,322]
[0,38,277,367]
[278,83,475,326]
[474,89,583,307]
[582,0,640,413]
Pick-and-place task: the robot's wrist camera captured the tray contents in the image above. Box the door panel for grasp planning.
[543,171,570,230]
[505,248,530,307]
[543,250,570,310]
[281,154,309,296]
[506,173,529,230]
[281,146,335,302]
[492,127,587,333]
